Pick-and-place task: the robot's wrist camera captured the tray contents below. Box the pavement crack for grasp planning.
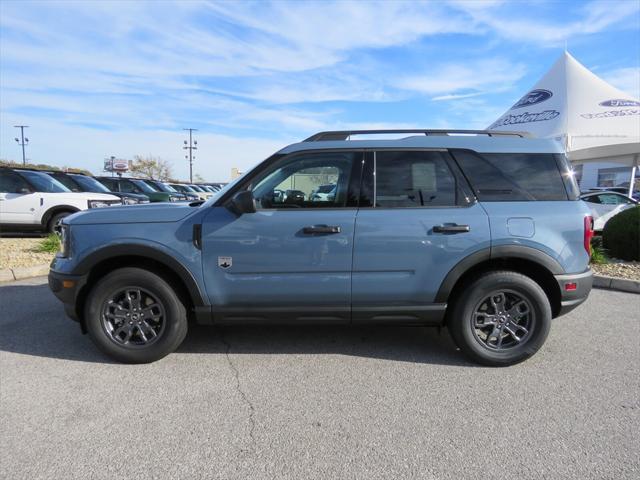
[219,329,256,454]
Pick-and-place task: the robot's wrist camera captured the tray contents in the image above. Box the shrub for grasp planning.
[34,234,60,254]
[602,206,640,261]
[590,238,609,265]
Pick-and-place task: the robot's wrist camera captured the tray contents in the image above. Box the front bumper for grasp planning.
[48,269,88,324]
[554,269,593,317]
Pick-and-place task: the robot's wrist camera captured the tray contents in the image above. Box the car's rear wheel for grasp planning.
[448,271,551,366]
[84,268,188,363]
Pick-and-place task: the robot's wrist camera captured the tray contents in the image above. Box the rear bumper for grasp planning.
[48,269,88,323]
[554,269,593,317]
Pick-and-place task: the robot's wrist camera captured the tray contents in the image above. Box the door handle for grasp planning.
[433,224,470,234]
[302,225,341,235]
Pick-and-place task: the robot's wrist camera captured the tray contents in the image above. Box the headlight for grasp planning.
[123,197,139,205]
[169,195,179,202]
[88,200,120,208]
[55,224,70,258]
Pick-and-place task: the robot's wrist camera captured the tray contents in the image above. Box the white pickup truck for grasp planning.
[0,168,122,233]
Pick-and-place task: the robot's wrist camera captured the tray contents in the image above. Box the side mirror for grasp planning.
[18,187,32,194]
[228,190,256,215]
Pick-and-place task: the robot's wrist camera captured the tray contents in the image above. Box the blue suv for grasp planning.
[48,130,593,366]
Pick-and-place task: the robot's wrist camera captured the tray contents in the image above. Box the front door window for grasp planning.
[250,152,358,209]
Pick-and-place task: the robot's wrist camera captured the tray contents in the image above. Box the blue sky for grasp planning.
[1,0,639,181]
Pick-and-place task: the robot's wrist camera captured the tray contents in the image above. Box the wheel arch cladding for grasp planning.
[436,246,563,318]
[74,245,206,328]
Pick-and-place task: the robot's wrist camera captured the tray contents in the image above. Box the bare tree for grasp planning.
[193,173,205,183]
[130,155,173,180]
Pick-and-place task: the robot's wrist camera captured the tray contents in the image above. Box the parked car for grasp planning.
[585,186,639,202]
[196,185,217,194]
[205,183,226,192]
[49,129,593,366]
[169,183,208,201]
[0,167,121,233]
[95,176,183,203]
[188,184,213,200]
[580,191,638,231]
[311,184,336,202]
[143,179,193,202]
[46,171,150,205]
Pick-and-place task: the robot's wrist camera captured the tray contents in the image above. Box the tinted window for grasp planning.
[597,194,629,205]
[130,180,157,193]
[19,171,70,192]
[452,150,568,201]
[375,151,457,207]
[71,175,112,193]
[51,174,81,191]
[119,180,138,193]
[153,182,176,193]
[0,171,31,193]
[251,152,357,209]
[98,178,118,191]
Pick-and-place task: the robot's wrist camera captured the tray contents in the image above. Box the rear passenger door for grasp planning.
[351,150,490,323]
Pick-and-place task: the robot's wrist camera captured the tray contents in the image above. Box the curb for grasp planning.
[593,275,640,295]
[0,263,50,283]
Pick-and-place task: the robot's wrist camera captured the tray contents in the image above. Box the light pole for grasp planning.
[14,125,29,165]
[183,128,198,183]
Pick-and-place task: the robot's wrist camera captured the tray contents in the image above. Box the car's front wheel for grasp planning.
[448,271,551,366]
[84,267,188,363]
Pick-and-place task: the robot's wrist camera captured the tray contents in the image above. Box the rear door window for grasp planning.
[373,151,459,207]
[451,150,569,201]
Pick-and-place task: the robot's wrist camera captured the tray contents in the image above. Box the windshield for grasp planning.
[21,171,70,192]
[173,184,195,192]
[131,179,158,193]
[190,185,204,192]
[71,174,112,193]
[153,182,177,193]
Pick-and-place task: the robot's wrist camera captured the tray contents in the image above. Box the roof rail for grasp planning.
[303,129,532,142]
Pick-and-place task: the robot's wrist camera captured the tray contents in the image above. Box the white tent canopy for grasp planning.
[488,52,640,169]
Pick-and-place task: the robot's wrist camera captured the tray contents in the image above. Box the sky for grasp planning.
[1,0,639,182]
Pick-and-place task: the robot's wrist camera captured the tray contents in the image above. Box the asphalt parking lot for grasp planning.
[1,277,638,480]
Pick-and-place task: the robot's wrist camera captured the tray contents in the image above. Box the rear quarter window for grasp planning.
[451,150,569,201]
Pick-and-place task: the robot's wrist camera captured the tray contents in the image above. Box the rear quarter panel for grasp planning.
[482,200,591,274]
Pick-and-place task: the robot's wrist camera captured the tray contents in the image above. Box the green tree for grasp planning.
[130,155,173,180]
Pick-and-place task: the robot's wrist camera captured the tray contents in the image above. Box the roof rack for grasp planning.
[303,129,532,142]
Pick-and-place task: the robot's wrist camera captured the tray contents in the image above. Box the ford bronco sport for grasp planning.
[48,130,593,366]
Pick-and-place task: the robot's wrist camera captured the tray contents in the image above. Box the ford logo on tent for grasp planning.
[599,99,640,107]
[512,89,553,109]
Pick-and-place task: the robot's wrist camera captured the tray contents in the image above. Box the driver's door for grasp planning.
[201,150,362,323]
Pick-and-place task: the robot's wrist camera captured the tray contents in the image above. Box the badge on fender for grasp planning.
[218,256,232,269]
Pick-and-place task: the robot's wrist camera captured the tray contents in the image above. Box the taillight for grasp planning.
[584,215,594,255]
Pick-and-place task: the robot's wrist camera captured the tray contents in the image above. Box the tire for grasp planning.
[448,271,551,367]
[84,267,188,363]
[47,212,72,233]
